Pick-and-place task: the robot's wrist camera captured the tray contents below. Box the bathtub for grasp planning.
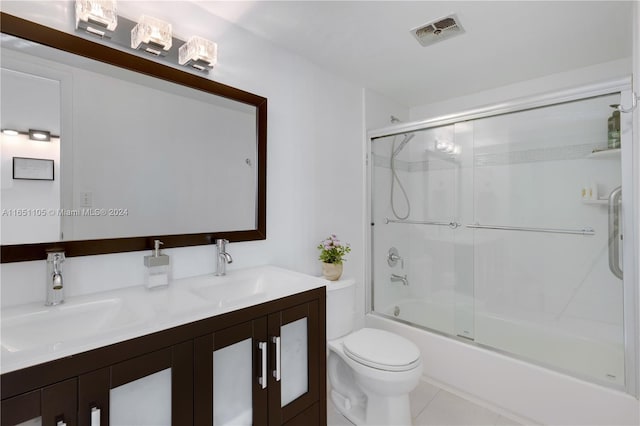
[366,299,639,425]
[380,298,624,387]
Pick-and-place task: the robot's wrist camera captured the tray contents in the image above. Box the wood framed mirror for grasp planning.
[0,13,267,263]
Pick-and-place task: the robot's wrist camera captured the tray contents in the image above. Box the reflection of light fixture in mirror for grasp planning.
[179,36,218,71]
[75,0,118,38]
[29,129,52,141]
[2,129,59,141]
[435,139,461,156]
[131,15,172,56]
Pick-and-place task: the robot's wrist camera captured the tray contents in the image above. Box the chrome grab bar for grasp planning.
[465,224,595,236]
[385,218,460,229]
[608,186,623,279]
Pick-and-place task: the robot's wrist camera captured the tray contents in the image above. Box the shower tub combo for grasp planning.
[366,80,638,424]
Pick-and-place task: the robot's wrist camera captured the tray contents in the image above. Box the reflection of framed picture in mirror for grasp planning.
[12,157,54,181]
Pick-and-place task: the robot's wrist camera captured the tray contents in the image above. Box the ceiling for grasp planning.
[138,1,634,108]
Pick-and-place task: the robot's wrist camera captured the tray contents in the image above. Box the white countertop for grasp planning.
[1,265,327,374]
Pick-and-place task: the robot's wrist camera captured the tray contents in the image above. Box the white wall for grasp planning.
[410,58,631,121]
[364,88,410,130]
[0,1,365,307]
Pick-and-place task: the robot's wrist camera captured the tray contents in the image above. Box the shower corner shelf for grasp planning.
[586,148,621,159]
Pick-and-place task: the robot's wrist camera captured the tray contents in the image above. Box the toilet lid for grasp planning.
[342,328,421,372]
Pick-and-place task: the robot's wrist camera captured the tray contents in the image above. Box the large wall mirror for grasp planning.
[0,13,267,262]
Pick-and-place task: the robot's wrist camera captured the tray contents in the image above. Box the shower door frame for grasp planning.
[365,77,638,396]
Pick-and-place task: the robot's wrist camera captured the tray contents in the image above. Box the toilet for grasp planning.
[326,279,423,426]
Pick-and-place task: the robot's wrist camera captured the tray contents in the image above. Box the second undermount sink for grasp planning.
[1,297,143,353]
[191,278,267,308]
[189,266,326,310]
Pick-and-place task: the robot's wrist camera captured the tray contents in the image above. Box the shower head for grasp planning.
[392,133,415,157]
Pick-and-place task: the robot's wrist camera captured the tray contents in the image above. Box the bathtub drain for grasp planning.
[393,306,400,317]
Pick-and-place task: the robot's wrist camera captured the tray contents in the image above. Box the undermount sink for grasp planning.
[1,298,143,353]
[191,278,267,308]
[188,266,320,309]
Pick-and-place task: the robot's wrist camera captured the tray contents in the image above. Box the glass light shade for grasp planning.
[1,129,19,136]
[75,0,118,37]
[179,36,218,70]
[131,15,172,55]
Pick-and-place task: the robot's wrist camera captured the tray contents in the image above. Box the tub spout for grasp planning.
[391,273,408,286]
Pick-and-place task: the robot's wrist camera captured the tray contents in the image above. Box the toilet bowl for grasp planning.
[326,279,423,425]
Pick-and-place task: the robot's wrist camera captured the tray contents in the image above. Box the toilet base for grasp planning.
[331,388,413,426]
[331,389,366,425]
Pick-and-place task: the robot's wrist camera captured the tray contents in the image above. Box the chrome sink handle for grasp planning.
[608,186,623,279]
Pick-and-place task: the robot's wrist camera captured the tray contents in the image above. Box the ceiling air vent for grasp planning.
[410,14,465,47]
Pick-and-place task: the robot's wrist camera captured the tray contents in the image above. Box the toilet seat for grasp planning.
[342,328,421,372]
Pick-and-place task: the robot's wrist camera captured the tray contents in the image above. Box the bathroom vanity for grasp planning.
[0,266,327,426]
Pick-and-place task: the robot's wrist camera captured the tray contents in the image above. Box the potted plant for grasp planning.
[317,234,351,281]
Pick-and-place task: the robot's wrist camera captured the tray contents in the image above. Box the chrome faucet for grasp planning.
[391,273,408,286]
[215,239,233,276]
[46,251,65,306]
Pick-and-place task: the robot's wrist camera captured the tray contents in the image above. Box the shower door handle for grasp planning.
[608,186,623,280]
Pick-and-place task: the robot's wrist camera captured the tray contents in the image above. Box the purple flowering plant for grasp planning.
[317,234,351,264]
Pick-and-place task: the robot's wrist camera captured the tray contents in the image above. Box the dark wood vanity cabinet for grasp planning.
[194,300,322,426]
[76,342,194,426]
[1,378,78,426]
[1,287,326,426]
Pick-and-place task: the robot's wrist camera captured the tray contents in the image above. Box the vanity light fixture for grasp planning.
[72,7,215,73]
[179,36,218,71]
[1,129,19,136]
[131,15,172,56]
[75,0,118,39]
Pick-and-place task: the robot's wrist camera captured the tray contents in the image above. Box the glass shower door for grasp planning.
[470,93,625,386]
[371,124,470,337]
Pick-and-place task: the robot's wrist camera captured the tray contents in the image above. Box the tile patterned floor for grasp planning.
[328,379,523,426]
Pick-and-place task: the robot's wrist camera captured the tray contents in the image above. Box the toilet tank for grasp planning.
[325,278,356,340]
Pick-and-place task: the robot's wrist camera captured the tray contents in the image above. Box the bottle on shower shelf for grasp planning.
[608,106,621,149]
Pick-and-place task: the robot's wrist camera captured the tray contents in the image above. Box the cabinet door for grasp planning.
[1,379,77,426]
[194,317,268,426]
[268,301,320,426]
[77,341,193,426]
